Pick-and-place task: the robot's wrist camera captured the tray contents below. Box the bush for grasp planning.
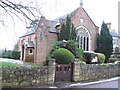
[108,58,118,63]
[76,48,84,58]
[83,52,94,64]
[95,53,105,64]
[80,60,86,65]
[67,40,78,55]
[50,41,63,54]
[7,50,12,59]
[50,40,84,59]
[11,51,20,59]
[115,47,119,53]
[52,48,75,64]
[67,40,84,58]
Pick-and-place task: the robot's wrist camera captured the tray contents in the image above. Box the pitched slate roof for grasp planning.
[20,30,35,38]
[40,16,58,33]
[47,20,58,33]
[53,7,98,28]
[24,41,34,48]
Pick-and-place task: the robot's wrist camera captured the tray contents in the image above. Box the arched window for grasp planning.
[77,27,90,51]
[87,37,89,51]
[83,37,86,50]
[80,36,83,48]
[77,36,79,48]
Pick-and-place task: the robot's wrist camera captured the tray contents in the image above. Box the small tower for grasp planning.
[80,0,83,8]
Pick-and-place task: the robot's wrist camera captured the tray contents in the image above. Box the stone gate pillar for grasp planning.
[47,58,56,85]
[72,58,80,82]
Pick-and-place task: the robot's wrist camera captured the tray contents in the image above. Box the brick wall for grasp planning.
[70,8,99,51]
[18,34,35,61]
[18,34,35,53]
[58,8,99,51]
[34,17,57,63]
[24,48,34,63]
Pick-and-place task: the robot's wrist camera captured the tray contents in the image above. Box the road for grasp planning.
[69,79,119,89]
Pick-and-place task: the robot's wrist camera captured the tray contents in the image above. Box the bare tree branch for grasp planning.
[0,0,42,23]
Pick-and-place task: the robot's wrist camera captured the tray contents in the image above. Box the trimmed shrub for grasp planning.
[95,53,105,64]
[52,48,75,64]
[50,40,84,60]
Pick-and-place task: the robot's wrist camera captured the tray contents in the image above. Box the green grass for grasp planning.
[0,62,21,68]
[23,62,41,67]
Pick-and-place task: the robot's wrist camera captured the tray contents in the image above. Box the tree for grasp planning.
[65,15,71,40]
[95,21,113,63]
[70,23,77,41]
[2,48,7,58]
[59,23,65,41]
[26,19,39,31]
[13,42,18,51]
[59,15,76,41]
[0,0,43,25]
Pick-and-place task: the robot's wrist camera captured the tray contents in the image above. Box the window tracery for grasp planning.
[77,27,89,51]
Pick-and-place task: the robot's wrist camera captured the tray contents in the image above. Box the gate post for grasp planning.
[72,58,80,82]
[47,58,56,85]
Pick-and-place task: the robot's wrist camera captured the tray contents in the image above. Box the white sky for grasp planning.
[0,0,119,50]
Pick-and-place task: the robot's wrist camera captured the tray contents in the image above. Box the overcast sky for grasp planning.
[0,0,119,50]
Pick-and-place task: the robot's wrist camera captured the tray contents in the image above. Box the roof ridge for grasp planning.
[20,30,35,38]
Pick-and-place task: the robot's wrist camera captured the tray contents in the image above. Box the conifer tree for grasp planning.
[59,15,76,41]
[95,21,113,63]
[59,23,65,41]
[65,16,71,40]
[70,23,77,41]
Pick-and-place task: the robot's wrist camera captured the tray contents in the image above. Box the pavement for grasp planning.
[54,77,120,88]
[22,77,119,89]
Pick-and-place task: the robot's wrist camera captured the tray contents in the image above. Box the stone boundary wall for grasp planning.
[1,59,55,88]
[73,58,120,82]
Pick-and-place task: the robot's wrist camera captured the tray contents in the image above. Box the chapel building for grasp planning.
[18,1,99,63]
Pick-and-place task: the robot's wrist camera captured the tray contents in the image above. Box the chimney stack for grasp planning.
[106,23,111,30]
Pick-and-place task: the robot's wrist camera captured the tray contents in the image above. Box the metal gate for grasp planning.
[55,63,73,81]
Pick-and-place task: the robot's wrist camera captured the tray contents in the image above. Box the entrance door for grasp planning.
[55,63,72,82]
[22,45,24,61]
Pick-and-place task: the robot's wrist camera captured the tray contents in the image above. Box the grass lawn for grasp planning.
[0,62,21,68]
[23,62,41,67]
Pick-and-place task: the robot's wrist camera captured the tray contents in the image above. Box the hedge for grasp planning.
[52,48,75,64]
[7,50,20,59]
